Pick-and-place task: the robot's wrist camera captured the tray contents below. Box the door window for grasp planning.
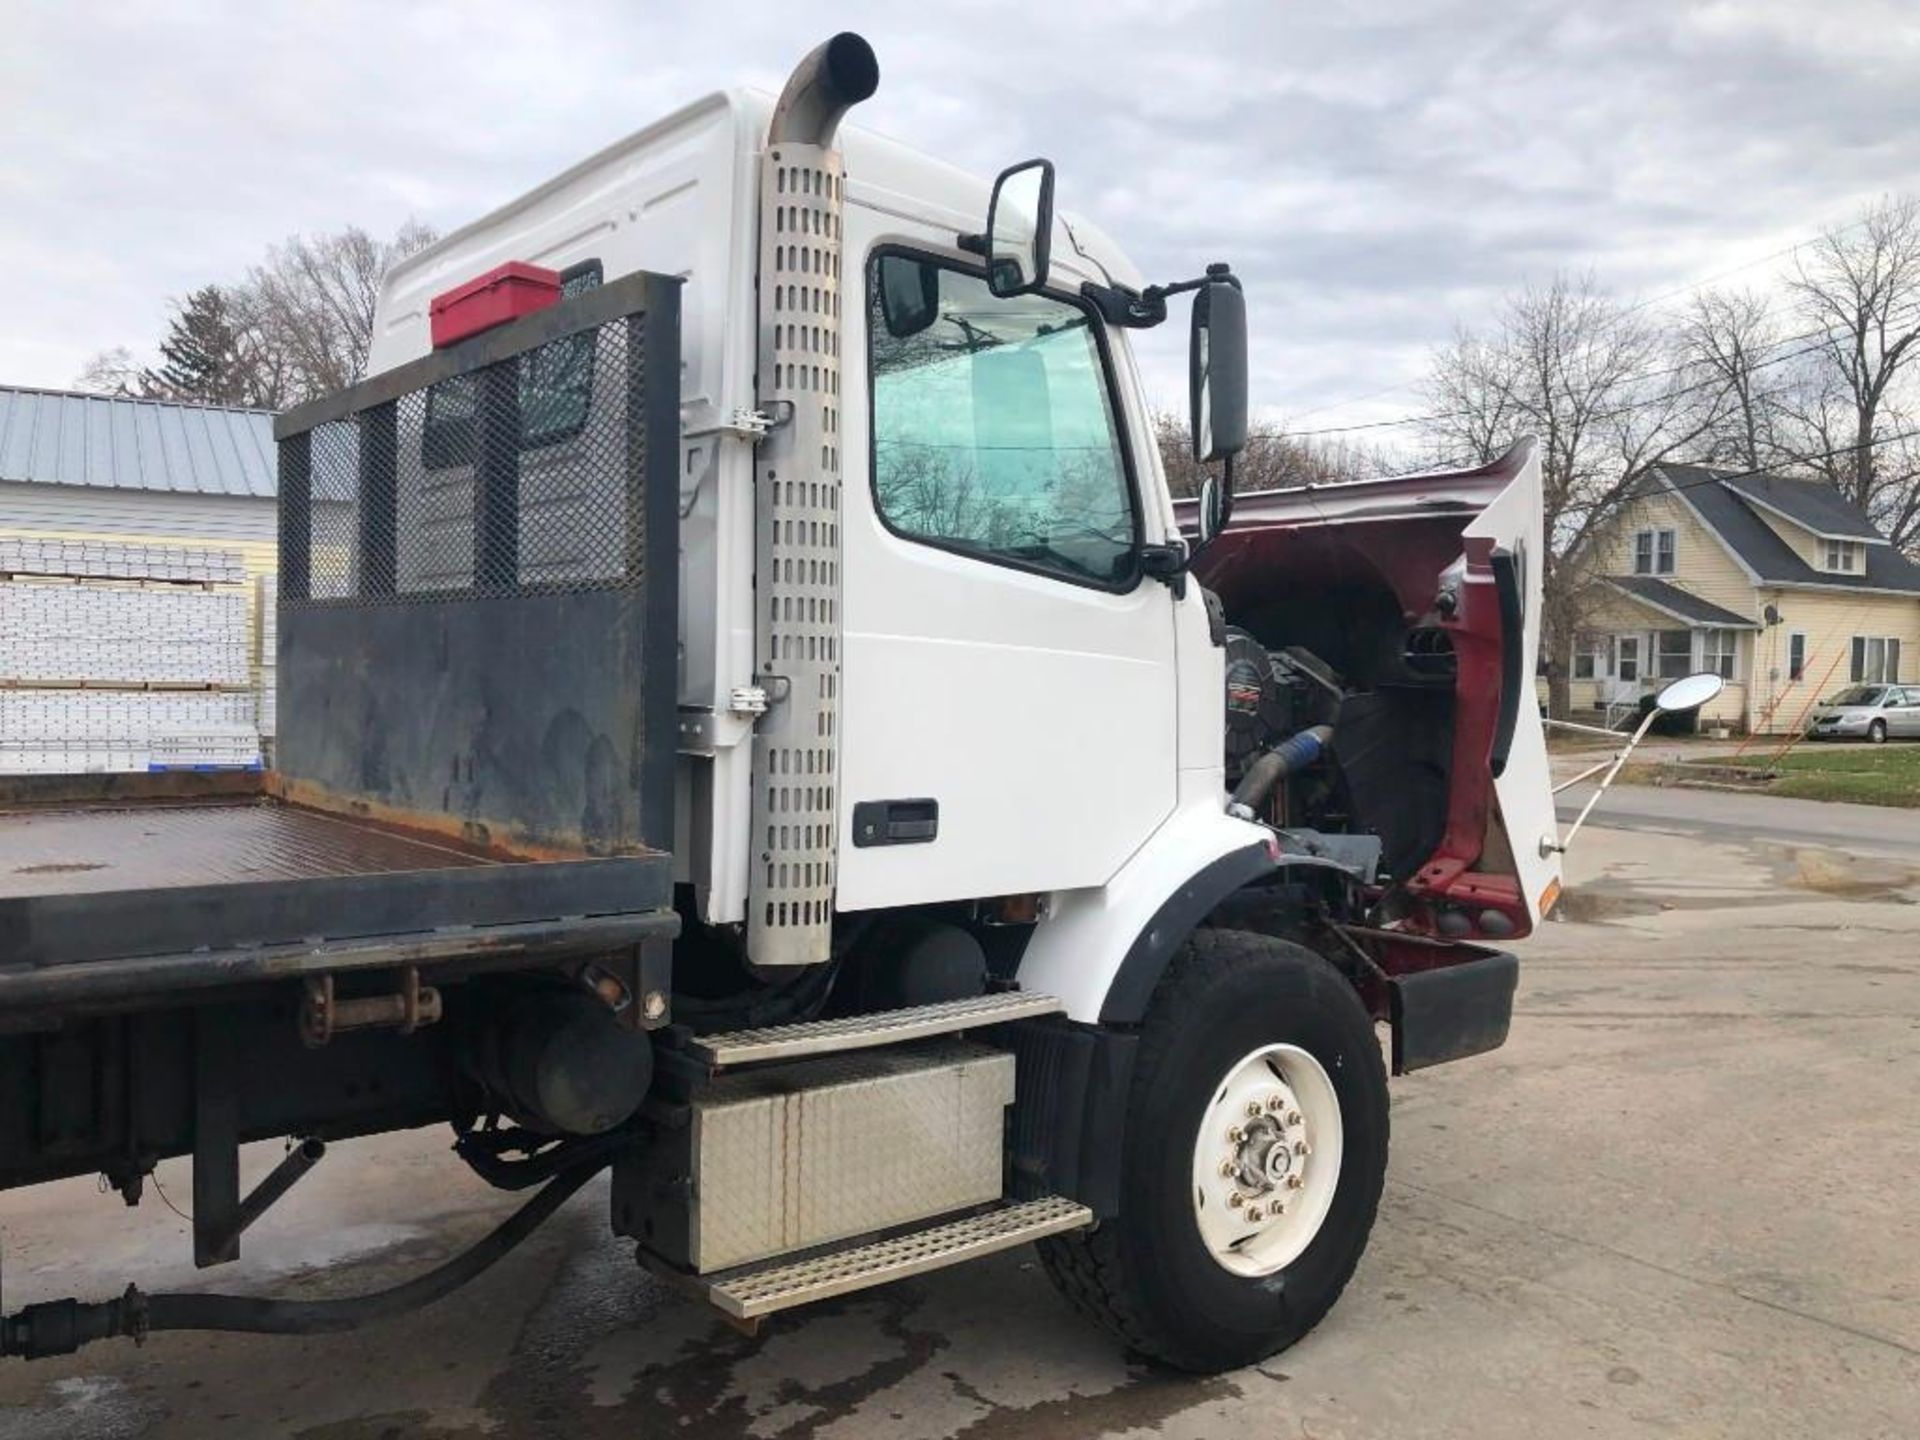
[1615,636,1640,682]
[866,252,1137,587]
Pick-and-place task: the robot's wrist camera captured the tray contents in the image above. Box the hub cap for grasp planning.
[1190,1042,1344,1277]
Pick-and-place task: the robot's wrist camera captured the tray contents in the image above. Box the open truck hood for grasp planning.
[1184,442,1562,934]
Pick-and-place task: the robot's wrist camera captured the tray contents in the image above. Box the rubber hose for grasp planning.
[143,1160,600,1337]
[1229,724,1334,816]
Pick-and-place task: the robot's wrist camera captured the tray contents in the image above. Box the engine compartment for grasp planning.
[1200,509,1474,889]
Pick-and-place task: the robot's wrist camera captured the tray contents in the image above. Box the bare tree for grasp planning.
[242,221,439,400]
[1679,288,1785,470]
[71,220,438,410]
[1421,273,1728,716]
[1785,196,1920,546]
[1153,412,1385,500]
[72,346,149,397]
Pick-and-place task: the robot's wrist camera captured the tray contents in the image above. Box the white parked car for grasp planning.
[1807,685,1920,743]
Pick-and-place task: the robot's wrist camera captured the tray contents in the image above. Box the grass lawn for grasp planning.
[1689,744,1920,808]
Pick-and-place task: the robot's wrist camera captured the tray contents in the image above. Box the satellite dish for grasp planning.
[1654,671,1725,714]
[1763,603,1781,625]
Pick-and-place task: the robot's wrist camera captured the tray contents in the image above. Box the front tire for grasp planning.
[1039,929,1389,1373]
[1869,719,1888,744]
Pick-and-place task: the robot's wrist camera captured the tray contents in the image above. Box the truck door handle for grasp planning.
[851,798,939,847]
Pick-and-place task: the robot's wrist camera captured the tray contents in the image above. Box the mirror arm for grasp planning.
[955,231,988,257]
[1084,263,1243,331]
[1137,541,1189,598]
[1081,281,1167,329]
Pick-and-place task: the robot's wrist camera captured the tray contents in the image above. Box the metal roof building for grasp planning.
[0,385,278,560]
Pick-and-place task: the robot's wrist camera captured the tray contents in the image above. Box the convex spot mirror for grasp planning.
[986,159,1054,297]
[878,254,940,338]
[1190,272,1248,463]
[1654,672,1725,714]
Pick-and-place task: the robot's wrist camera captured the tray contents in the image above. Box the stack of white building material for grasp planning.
[0,691,259,774]
[0,584,251,685]
[0,543,263,774]
[0,537,247,585]
[256,573,279,741]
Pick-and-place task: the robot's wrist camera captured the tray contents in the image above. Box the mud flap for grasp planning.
[1388,950,1518,1074]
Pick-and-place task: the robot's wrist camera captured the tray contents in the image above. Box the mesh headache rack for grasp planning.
[272,268,682,859]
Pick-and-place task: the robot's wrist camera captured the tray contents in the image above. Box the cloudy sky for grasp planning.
[5,1,1918,442]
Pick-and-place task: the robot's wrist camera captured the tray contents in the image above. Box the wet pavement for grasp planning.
[2,813,1917,1438]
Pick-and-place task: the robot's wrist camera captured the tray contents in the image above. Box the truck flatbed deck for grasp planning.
[0,782,675,1005]
[0,798,489,899]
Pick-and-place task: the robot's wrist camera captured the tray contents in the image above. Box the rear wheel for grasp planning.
[1039,929,1389,1373]
[1869,719,1888,744]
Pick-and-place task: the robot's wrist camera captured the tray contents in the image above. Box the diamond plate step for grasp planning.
[702,1197,1094,1319]
[687,992,1064,1066]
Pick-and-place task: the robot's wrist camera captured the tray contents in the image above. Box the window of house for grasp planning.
[1788,631,1806,682]
[1825,538,1860,573]
[1700,629,1738,680]
[1655,629,1692,679]
[1615,635,1640,682]
[1633,528,1676,575]
[1571,633,1605,680]
[867,251,1137,587]
[1852,635,1902,683]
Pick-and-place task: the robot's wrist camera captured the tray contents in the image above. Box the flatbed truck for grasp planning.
[0,34,1559,1373]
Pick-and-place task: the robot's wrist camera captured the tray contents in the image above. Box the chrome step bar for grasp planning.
[687,991,1065,1066]
[701,1197,1094,1320]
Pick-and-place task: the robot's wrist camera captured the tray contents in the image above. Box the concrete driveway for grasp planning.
[2,807,1916,1439]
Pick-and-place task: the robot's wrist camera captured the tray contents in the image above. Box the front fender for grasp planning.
[1018,784,1345,1024]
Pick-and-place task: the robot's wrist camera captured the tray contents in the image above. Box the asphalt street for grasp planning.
[1556,778,1920,862]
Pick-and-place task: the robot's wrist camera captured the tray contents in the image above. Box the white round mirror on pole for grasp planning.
[1654,672,1725,715]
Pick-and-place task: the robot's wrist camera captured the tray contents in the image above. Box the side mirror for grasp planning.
[1195,474,1230,546]
[1189,268,1248,463]
[986,159,1054,297]
[1653,672,1725,715]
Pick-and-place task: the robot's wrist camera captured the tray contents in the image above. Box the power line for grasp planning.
[1268,215,1874,423]
[1263,296,1920,441]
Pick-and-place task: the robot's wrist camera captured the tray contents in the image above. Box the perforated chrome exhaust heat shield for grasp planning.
[748,34,878,966]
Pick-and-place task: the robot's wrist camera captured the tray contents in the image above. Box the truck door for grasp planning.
[833,241,1178,910]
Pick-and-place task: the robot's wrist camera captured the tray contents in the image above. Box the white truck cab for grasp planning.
[1,34,1559,1376]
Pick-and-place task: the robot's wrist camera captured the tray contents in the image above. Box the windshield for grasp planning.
[1827,686,1886,707]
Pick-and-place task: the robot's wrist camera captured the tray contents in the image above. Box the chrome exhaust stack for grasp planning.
[768,32,879,147]
[747,36,877,966]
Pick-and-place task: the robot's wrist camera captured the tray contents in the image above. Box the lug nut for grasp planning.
[1286,1173,1304,1190]
[1247,1100,1265,1118]
[1285,1111,1303,1127]
[1266,1094,1286,1112]
[1228,1191,1245,1209]
[1219,1159,1236,1178]
[1294,1140,1310,1156]
[1228,1126,1245,1144]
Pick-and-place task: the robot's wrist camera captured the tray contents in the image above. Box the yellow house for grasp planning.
[1563,463,1920,733]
